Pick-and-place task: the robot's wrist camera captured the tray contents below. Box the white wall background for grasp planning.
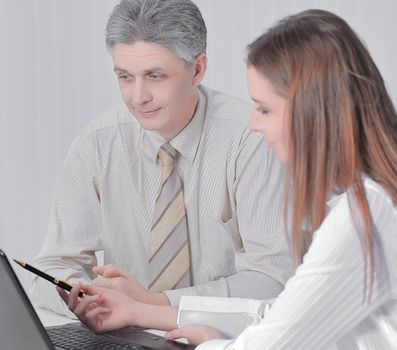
[1,0,396,290]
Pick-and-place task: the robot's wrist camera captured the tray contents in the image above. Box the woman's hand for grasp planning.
[57,283,141,333]
[57,283,179,332]
[165,325,229,346]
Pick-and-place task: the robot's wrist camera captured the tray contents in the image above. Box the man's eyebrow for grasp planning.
[113,66,128,73]
[113,66,166,74]
[143,66,166,74]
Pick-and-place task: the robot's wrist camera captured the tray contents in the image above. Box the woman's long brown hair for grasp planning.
[247,9,397,298]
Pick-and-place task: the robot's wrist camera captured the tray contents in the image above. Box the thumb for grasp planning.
[102,266,122,278]
[93,265,122,278]
[165,328,186,341]
[82,284,108,296]
[93,265,130,279]
[92,265,106,276]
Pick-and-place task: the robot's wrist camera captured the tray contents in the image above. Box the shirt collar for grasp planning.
[141,87,207,164]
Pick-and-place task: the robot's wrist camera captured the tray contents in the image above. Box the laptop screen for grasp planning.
[0,250,195,350]
[0,249,54,350]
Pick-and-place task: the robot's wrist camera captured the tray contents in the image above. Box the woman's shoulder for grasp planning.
[363,177,396,215]
[326,177,395,211]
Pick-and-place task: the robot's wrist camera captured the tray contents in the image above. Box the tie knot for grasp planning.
[158,143,176,166]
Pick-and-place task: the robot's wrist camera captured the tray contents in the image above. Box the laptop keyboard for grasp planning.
[47,326,143,350]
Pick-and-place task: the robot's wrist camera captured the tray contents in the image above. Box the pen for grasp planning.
[13,259,84,298]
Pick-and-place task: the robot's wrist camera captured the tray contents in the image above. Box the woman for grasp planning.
[61,9,397,349]
[166,9,397,349]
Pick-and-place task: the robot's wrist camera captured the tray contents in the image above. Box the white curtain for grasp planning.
[198,0,397,101]
[1,0,396,289]
[0,0,121,288]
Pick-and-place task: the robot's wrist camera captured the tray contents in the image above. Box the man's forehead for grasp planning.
[112,42,184,72]
[112,42,177,60]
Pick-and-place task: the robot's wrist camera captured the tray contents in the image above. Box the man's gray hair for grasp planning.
[106,0,207,64]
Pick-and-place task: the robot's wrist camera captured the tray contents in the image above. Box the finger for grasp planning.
[92,276,113,288]
[92,265,108,276]
[86,306,111,321]
[165,328,186,341]
[92,264,116,276]
[74,294,99,318]
[80,284,95,296]
[68,283,83,311]
[92,264,115,276]
[93,264,130,280]
[82,284,108,296]
[102,266,123,278]
[56,286,69,305]
[85,307,112,333]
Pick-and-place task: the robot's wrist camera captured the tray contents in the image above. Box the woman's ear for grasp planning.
[192,53,208,85]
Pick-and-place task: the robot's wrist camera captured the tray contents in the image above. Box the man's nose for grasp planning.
[132,80,152,105]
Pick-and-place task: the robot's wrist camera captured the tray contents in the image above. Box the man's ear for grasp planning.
[192,53,207,85]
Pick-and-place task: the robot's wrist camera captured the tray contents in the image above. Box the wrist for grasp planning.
[127,301,149,328]
[128,301,177,330]
[148,292,171,306]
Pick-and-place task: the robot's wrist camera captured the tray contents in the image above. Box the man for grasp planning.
[31,0,294,316]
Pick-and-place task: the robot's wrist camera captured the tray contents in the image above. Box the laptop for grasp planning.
[0,249,194,350]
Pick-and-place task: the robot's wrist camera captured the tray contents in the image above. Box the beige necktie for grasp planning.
[148,143,191,292]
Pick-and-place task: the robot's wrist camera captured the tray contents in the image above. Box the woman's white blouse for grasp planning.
[192,178,397,349]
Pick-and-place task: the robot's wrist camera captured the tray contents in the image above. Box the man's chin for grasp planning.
[135,118,164,133]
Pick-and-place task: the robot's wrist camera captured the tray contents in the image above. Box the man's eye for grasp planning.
[148,73,165,80]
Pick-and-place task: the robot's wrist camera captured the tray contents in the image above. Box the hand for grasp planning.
[91,264,170,306]
[91,265,146,300]
[57,283,141,333]
[165,325,229,346]
[57,284,179,332]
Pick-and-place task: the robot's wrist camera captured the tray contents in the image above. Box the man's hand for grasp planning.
[165,325,229,346]
[91,264,170,306]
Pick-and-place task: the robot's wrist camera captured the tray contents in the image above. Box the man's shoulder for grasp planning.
[79,104,135,138]
[200,85,251,125]
[199,86,265,146]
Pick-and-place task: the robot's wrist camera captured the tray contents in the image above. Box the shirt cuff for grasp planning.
[177,296,266,338]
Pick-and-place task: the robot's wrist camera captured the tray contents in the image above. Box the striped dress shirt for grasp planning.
[30,85,295,316]
[196,178,397,350]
